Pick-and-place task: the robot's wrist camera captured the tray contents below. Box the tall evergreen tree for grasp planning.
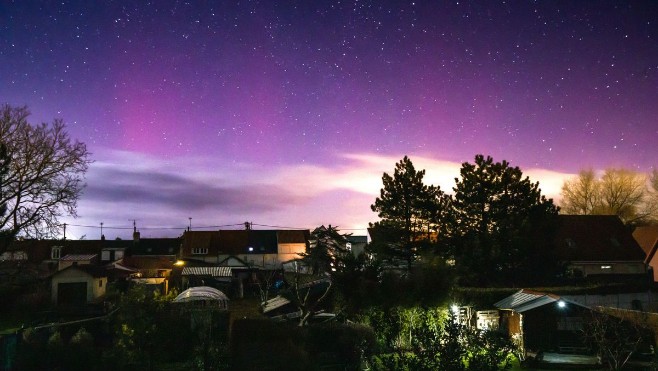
[371,156,449,268]
[451,154,560,286]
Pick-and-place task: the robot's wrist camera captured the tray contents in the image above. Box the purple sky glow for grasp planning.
[1,1,657,239]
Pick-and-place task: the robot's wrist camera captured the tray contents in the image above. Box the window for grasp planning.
[99,279,103,288]
[601,265,612,270]
[192,247,208,255]
[51,246,62,260]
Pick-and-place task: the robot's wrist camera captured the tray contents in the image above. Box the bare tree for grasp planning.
[561,169,600,215]
[288,272,332,326]
[583,309,649,371]
[256,268,281,303]
[0,105,91,249]
[560,168,656,225]
[598,169,648,223]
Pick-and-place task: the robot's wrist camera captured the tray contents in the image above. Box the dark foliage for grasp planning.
[450,154,561,286]
[371,156,451,268]
[231,319,376,370]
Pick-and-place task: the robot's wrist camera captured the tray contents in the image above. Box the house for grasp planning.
[126,234,181,259]
[632,225,658,282]
[179,229,309,269]
[50,264,108,305]
[346,235,368,257]
[2,238,133,276]
[554,215,647,278]
[495,289,594,360]
[117,255,175,294]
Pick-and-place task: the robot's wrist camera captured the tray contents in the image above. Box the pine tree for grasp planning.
[451,154,559,286]
[371,156,449,269]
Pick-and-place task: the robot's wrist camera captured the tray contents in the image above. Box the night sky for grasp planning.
[1,1,657,239]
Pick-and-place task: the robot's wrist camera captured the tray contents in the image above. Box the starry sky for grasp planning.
[1,1,657,239]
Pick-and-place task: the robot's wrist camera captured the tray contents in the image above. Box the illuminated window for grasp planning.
[192,247,208,255]
[601,265,612,270]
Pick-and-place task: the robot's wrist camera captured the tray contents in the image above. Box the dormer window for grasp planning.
[192,247,208,255]
[51,246,62,260]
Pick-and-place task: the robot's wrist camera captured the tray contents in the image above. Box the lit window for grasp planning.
[601,265,612,270]
[192,247,208,255]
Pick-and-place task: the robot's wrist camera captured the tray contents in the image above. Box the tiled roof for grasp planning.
[60,254,98,261]
[121,256,174,270]
[129,238,181,256]
[277,230,310,244]
[632,226,658,256]
[554,215,645,262]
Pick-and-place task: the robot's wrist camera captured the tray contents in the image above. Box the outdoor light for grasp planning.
[174,260,185,266]
[557,300,566,308]
[451,304,460,314]
[248,247,254,252]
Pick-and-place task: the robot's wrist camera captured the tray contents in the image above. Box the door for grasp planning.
[57,282,87,305]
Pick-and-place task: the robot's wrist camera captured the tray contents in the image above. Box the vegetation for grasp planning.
[370,156,451,269]
[370,154,561,286]
[560,168,658,225]
[7,153,656,370]
[0,142,11,249]
[449,154,560,286]
[362,307,517,371]
[0,104,91,250]
[583,308,655,371]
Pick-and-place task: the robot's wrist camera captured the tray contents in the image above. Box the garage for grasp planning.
[57,282,87,305]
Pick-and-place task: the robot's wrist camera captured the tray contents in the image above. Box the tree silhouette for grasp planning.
[451,154,559,286]
[0,105,91,250]
[0,142,10,248]
[371,156,449,269]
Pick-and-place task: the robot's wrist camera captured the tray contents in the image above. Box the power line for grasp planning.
[58,222,245,230]
[57,221,369,233]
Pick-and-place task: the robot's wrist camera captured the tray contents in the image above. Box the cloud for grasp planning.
[64,149,574,240]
